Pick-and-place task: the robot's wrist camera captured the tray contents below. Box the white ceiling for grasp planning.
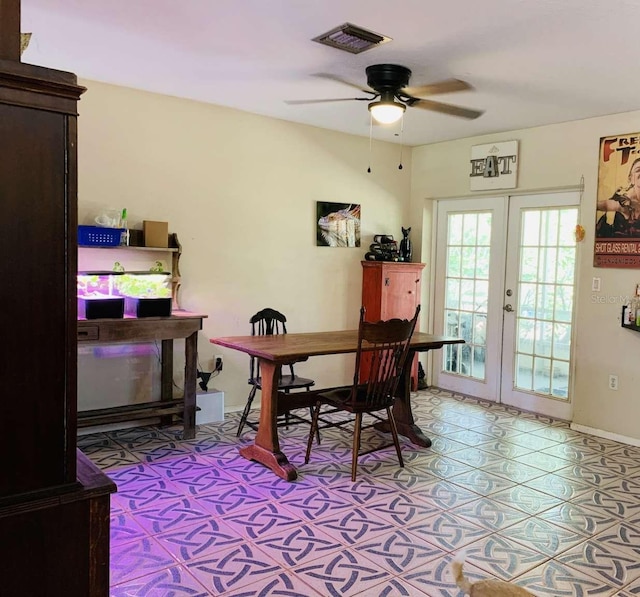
[20,0,640,146]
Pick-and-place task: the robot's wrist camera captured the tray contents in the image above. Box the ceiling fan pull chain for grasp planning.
[367,113,373,173]
[398,115,405,170]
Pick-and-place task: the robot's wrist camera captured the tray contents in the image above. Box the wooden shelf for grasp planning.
[79,244,178,252]
[621,306,640,332]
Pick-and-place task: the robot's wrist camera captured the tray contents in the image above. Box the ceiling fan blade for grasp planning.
[403,78,472,97]
[285,97,369,105]
[412,98,484,119]
[313,72,372,94]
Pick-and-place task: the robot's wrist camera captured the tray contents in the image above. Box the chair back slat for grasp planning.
[249,308,292,382]
[352,305,420,410]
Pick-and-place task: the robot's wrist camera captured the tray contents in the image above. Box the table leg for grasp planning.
[239,359,297,481]
[183,331,197,440]
[375,349,432,448]
[160,339,174,427]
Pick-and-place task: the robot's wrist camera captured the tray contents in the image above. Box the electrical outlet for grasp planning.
[215,354,223,372]
[609,374,618,391]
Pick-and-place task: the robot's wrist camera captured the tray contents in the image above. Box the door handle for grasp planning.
[503,304,514,312]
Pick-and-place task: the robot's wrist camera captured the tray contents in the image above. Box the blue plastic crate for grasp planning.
[78,225,125,247]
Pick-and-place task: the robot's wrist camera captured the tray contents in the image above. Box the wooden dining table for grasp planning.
[211,329,464,481]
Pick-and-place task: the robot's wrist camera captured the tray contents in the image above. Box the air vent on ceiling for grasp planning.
[312,23,391,54]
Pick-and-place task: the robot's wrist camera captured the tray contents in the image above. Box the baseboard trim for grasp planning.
[570,423,640,448]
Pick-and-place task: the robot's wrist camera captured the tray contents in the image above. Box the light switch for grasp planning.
[592,277,601,292]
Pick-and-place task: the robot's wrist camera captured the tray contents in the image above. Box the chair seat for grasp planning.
[252,375,315,391]
[318,385,392,414]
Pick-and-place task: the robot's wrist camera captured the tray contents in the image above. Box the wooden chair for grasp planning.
[305,305,420,481]
[236,307,317,437]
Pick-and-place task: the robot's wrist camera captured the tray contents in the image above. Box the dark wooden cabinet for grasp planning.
[0,11,115,595]
[361,261,425,385]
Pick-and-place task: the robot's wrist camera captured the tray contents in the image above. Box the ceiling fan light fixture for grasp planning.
[368,100,406,124]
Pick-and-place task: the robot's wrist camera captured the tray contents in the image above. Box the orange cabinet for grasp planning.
[360,261,425,386]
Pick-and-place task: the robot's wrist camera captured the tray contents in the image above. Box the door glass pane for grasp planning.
[443,211,491,380]
[514,207,578,399]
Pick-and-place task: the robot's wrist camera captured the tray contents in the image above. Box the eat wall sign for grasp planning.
[469,140,519,191]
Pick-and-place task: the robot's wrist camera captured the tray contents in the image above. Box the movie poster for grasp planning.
[594,133,640,268]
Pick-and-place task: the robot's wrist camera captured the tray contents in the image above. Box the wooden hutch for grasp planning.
[0,2,115,595]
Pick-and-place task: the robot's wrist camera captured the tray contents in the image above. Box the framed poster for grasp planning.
[316,202,361,247]
[594,133,640,268]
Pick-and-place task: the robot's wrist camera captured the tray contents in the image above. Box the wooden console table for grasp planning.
[77,310,206,439]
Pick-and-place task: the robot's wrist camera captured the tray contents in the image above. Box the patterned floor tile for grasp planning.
[447,446,499,468]
[87,448,142,470]
[110,564,210,596]
[538,502,620,536]
[91,391,640,596]
[540,442,601,462]
[489,484,564,515]
[366,491,442,526]
[110,536,176,586]
[293,547,392,597]
[448,468,516,496]
[554,463,623,488]
[331,478,400,506]
[253,524,344,568]
[354,528,445,575]
[479,458,547,483]
[156,518,244,562]
[442,429,493,447]
[571,488,640,520]
[501,516,587,556]
[406,511,491,551]
[503,433,559,451]
[426,435,468,456]
[593,522,640,558]
[620,576,640,595]
[523,472,594,500]
[453,497,531,531]
[403,553,493,597]
[77,431,121,454]
[187,543,282,594]
[512,452,571,473]
[223,501,304,540]
[313,507,395,545]
[463,534,549,580]
[111,510,148,548]
[409,479,481,511]
[352,576,431,597]
[516,559,618,596]
[130,441,195,463]
[194,483,271,517]
[475,439,532,459]
[278,487,355,521]
[408,454,476,478]
[222,571,325,597]
[109,427,174,449]
[557,539,640,588]
[133,497,215,534]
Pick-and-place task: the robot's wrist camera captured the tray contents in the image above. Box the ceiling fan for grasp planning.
[286,64,484,124]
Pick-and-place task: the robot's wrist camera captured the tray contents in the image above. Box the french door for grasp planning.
[432,192,579,420]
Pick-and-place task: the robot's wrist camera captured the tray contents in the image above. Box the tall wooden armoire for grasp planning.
[361,261,425,386]
[0,4,115,595]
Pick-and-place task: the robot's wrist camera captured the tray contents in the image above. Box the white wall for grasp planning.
[77,80,412,412]
[410,111,640,442]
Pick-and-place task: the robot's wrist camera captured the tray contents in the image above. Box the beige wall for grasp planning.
[77,80,412,412]
[410,112,640,442]
[77,79,640,443]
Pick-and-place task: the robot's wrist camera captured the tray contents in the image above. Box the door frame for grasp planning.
[426,190,581,420]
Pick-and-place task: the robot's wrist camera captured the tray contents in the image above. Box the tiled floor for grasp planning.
[79,388,640,596]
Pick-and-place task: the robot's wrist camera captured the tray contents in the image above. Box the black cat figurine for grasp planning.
[400,227,412,262]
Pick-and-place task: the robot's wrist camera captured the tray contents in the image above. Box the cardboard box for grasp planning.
[143,220,169,248]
